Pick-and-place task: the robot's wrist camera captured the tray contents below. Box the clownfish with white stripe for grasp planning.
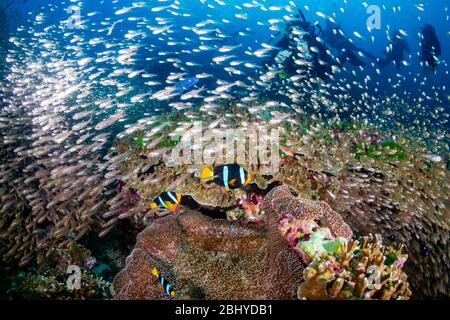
[151,267,175,298]
[199,164,252,190]
[149,191,183,212]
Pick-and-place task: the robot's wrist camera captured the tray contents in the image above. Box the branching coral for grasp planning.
[297,234,412,300]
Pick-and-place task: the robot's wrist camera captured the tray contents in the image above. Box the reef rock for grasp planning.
[262,185,353,240]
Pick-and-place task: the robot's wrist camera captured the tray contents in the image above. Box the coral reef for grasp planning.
[108,113,448,299]
[0,0,447,301]
[227,193,265,224]
[8,244,112,300]
[260,120,449,299]
[1,95,447,299]
[88,115,450,299]
[112,210,304,299]
[113,187,356,300]
[263,185,353,240]
[298,234,412,300]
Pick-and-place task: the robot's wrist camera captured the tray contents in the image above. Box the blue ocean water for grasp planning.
[0,0,448,158]
[0,0,447,158]
[3,0,449,99]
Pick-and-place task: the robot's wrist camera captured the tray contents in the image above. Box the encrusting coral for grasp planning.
[297,234,412,300]
[263,185,353,240]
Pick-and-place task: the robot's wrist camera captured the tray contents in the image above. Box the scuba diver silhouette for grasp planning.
[377,30,410,71]
[419,23,441,71]
[294,9,334,79]
[266,9,334,81]
[322,20,377,67]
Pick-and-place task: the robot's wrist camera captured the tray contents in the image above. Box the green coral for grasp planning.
[297,229,346,259]
[157,134,180,148]
[134,136,145,149]
[354,139,408,161]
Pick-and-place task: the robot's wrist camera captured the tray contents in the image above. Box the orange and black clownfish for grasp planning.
[149,192,182,212]
[199,164,252,190]
[151,267,175,298]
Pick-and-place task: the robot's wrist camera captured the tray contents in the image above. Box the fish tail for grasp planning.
[199,166,214,179]
[151,267,159,278]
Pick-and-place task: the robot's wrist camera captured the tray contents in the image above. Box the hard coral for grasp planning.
[9,244,112,300]
[298,234,412,300]
[113,210,305,299]
[230,193,264,224]
[264,121,449,298]
[263,185,353,240]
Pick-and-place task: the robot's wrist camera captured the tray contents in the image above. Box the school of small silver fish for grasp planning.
[0,0,448,298]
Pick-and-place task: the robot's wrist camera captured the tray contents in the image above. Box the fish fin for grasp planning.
[199,166,214,179]
[165,202,175,211]
[229,178,237,186]
[150,202,158,210]
[244,173,253,186]
[151,267,159,278]
[170,290,176,297]
[176,193,182,203]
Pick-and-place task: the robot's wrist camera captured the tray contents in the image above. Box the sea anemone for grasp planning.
[112,210,304,299]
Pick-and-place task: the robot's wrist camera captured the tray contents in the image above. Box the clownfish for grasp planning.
[149,192,182,211]
[151,267,175,297]
[199,164,252,190]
